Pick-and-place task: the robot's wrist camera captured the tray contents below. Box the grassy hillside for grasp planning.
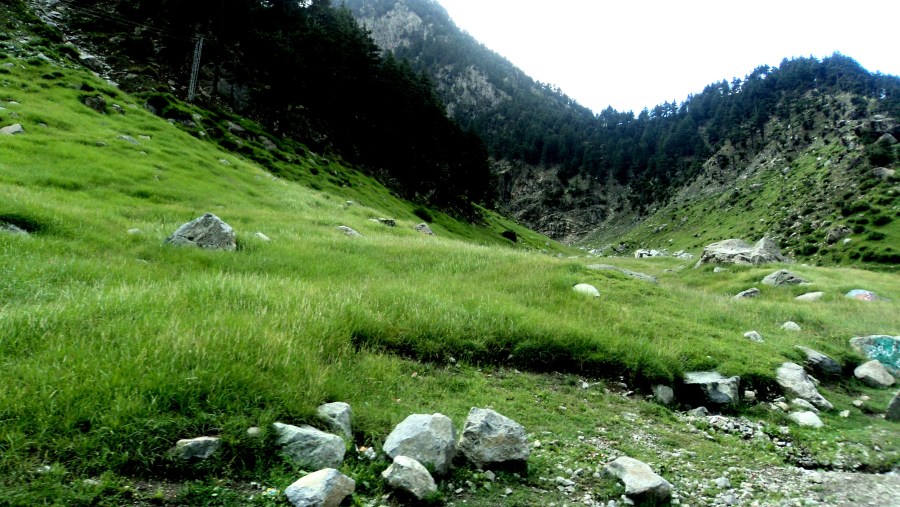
[1,34,900,507]
[581,93,900,270]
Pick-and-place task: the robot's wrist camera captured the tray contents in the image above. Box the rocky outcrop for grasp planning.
[887,392,900,422]
[165,213,236,251]
[603,456,672,505]
[775,362,833,410]
[317,402,352,440]
[694,237,787,268]
[652,385,675,406]
[381,456,437,500]
[414,223,435,235]
[383,413,456,475]
[761,270,807,286]
[682,372,740,407]
[788,411,824,428]
[849,336,900,375]
[168,436,221,461]
[337,226,361,237]
[273,423,346,470]
[795,346,841,378]
[826,226,853,244]
[284,469,355,507]
[744,331,764,343]
[586,264,657,284]
[0,123,25,135]
[733,288,761,300]
[458,408,529,468]
[782,322,802,332]
[854,360,896,388]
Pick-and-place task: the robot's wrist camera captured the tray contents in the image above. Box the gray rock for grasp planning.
[258,136,277,151]
[284,468,355,507]
[682,372,740,406]
[849,335,900,375]
[573,283,600,297]
[788,411,824,428]
[273,423,346,470]
[337,226,361,237]
[687,406,710,417]
[383,413,456,475]
[165,213,236,251]
[775,362,833,410]
[0,222,29,236]
[458,407,529,468]
[694,237,787,268]
[82,95,106,113]
[826,226,853,244]
[247,427,263,438]
[254,232,271,242]
[713,476,731,489]
[713,267,727,274]
[634,249,667,259]
[118,135,139,144]
[795,292,824,302]
[873,167,896,180]
[781,322,802,332]
[791,398,819,413]
[414,223,434,235]
[375,218,396,227]
[651,385,675,406]
[762,270,808,286]
[169,436,221,461]
[586,264,657,284]
[381,456,437,500]
[733,288,761,300]
[854,360,896,388]
[878,133,898,145]
[603,456,672,505]
[127,228,142,235]
[317,402,352,440]
[0,123,24,135]
[795,346,842,378]
[744,331,764,343]
[225,121,245,133]
[887,392,900,422]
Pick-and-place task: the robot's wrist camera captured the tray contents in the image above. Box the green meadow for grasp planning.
[1,56,899,505]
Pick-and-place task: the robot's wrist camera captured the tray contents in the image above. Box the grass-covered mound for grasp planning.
[1,53,898,505]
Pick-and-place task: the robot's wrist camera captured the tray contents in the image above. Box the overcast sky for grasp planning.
[437,0,900,114]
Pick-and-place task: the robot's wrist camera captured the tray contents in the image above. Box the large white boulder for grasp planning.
[165,213,236,251]
[603,456,672,504]
[776,362,833,410]
[458,408,530,468]
[273,423,346,470]
[383,413,456,475]
[695,237,787,268]
[284,469,355,507]
[381,456,437,500]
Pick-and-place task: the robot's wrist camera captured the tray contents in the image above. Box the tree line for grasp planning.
[65,0,493,213]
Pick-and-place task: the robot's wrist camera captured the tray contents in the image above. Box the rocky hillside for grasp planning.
[346,0,900,266]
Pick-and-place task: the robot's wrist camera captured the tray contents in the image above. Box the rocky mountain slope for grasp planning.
[345,0,900,266]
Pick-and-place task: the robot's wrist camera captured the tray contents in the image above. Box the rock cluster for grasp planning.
[694,237,787,268]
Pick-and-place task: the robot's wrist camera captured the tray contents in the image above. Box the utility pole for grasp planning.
[188,36,204,102]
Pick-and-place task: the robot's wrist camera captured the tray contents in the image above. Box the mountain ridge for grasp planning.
[345,0,899,266]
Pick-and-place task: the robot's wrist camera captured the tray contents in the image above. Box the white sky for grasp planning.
[437,0,900,114]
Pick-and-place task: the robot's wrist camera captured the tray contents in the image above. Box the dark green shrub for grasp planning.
[872,215,892,226]
[852,224,866,234]
[866,231,886,241]
[413,207,433,223]
[501,230,518,242]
